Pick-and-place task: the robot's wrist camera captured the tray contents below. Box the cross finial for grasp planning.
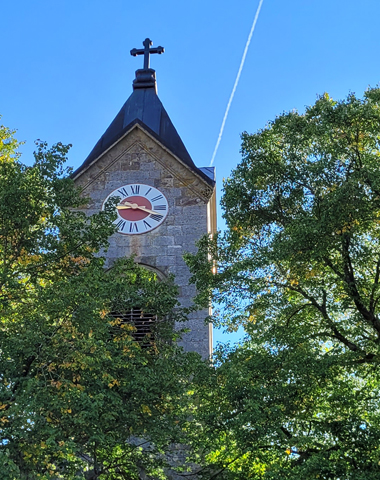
[130,38,164,70]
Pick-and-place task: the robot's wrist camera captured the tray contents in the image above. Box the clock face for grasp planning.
[103,184,169,235]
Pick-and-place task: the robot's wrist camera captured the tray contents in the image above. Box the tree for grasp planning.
[0,124,204,480]
[186,88,380,479]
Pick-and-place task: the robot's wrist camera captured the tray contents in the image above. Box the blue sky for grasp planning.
[2,0,380,345]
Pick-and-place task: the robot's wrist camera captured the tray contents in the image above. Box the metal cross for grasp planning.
[130,38,164,70]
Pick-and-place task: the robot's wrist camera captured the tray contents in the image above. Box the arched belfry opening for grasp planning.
[109,308,157,346]
[108,263,166,347]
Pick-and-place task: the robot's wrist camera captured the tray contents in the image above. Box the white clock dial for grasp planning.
[103,184,169,235]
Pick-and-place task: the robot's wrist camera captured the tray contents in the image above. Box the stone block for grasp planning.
[156,255,176,267]
[168,245,183,255]
[152,236,174,247]
[160,176,174,188]
[167,225,182,236]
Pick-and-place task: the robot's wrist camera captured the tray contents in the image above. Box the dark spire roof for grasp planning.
[73,66,215,187]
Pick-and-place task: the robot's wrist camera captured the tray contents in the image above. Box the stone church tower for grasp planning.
[72,39,216,358]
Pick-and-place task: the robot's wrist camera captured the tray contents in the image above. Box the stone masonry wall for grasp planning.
[74,125,214,358]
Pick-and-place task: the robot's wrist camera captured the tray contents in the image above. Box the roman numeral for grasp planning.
[154,204,167,211]
[116,219,126,231]
[117,187,128,197]
[151,194,163,202]
[129,222,139,233]
[143,220,152,230]
[150,214,164,222]
[130,185,140,195]
[145,187,152,196]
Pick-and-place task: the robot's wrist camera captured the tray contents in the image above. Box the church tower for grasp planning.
[72,39,216,358]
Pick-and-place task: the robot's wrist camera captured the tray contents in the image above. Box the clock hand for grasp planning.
[136,205,162,216]
[117,203,162,216]
[116,201,138,210]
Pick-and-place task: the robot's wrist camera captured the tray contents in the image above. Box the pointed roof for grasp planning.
[73,66,215,187]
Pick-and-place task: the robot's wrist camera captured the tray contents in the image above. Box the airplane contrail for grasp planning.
[210,0,264,166]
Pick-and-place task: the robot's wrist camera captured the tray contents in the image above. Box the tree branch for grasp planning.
[370,255,380,314]
[323,256,344,279]
[286,304,313,326]
[285,283,363,354]
[341,234,380,334]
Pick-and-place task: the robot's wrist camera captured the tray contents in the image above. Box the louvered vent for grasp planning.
[109,308,156,345]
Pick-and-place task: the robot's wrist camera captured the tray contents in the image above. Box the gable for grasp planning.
[73,124,215,203]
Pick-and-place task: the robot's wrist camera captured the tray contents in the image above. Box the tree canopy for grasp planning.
[0,125,204,480]
[186,88,380,479]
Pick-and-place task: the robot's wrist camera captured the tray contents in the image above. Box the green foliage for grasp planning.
[0,124,204,479]
[186,88,380,479]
